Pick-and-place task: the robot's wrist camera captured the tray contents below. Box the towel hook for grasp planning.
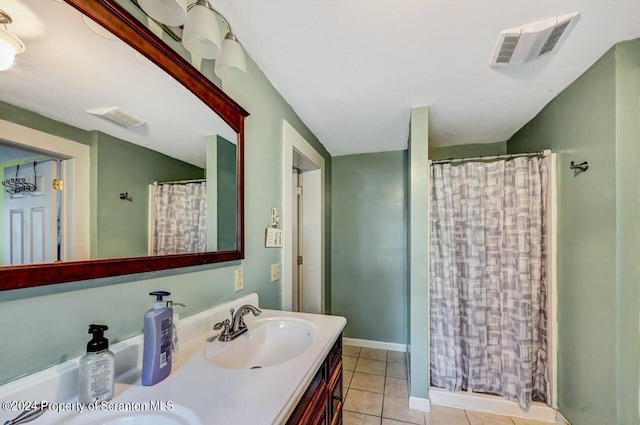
[570,161,589,173]
[119,192,133,202]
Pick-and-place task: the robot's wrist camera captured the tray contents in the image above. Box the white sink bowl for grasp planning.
[56,404,201,425]
[204,317,317,369]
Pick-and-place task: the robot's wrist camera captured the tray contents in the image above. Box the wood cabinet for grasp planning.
[287,334,342,425]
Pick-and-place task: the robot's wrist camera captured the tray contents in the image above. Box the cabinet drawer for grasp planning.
[328,337,342,373]
[286,368,325,425]
[330,402,342,425]
[328,359,343,423]
[301,380,327,425]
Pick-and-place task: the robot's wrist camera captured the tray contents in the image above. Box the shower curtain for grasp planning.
[429,157,548,409]
[152,182,207,255]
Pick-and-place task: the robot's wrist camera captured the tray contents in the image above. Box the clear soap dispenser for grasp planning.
[166,300,185,362]
[78,324,115,404]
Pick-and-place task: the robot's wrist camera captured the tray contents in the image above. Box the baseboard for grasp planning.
[409,396,431,412]
[556,411,571,425]
[343,337,406,352]
[429,387,556,423]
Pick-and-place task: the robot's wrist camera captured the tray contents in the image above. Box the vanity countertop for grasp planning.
[0,294,346,425]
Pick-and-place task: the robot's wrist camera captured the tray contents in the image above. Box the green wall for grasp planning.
[428,141,506,160]
[94,132,204,259]
[0,101,91,147]
[508,41,640,425]
[0,53,330,385]
[216,136,237,251]
[221,56,332,313]
[408,107,430,401]
[331,151,407,344]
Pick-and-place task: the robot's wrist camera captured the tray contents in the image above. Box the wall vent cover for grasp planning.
[87,107,145,128]
[490,12,579,67]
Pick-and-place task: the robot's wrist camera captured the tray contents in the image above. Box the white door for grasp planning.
[283,121,325,314]
[3,161,58,265]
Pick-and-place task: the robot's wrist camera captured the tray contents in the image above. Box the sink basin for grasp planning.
[56,404,201,425]
[204,317,317,369]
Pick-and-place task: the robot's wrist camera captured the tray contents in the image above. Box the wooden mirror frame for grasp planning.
[0,0,248,291]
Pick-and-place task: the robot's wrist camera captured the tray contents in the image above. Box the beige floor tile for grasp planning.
[467,410,514,425]
[350,372,385,393]
[387,351,407,364]
[425,405,469,425]
[382,419,413,425]
[386,362,407,379]
[343,370,354,391]
[511,418,554,425]
[343,411,382,425]
[384,377,409,398]
[382,395,425,424]
[360,347,388,361]
[344,389,384,417]
[344,345,362,357]
[344,355,358,371]
[356,358,387,376]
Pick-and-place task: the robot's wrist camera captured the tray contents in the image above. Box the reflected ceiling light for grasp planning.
[0,9,25,71]
[138,0,187,27]
[136,0,247,82]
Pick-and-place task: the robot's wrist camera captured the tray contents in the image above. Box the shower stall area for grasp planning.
[427,151,557,417]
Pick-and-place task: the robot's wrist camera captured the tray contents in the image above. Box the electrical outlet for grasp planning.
[271,263,280,282]
[234,269,243,292]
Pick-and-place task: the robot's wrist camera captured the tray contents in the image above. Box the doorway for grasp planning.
[282,121,325,313]
[3,158,61,265]
[0,119,90,263]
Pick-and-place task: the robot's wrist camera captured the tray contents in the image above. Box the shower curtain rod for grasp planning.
[154,178,206,185]
[431,149,550,165]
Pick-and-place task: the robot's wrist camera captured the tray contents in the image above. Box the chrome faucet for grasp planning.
[3,403,45,425]
[213,304,262,342]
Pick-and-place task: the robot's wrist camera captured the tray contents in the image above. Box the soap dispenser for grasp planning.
[166,300,185,362]
[142,291,173,386]
[78,324,115,403]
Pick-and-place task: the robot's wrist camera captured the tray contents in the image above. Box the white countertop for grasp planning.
[0,294,346,425]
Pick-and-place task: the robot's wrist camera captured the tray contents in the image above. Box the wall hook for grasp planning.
[570,161,589,173]
[119,192,133,202]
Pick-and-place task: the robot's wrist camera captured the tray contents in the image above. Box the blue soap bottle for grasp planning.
[142,291,173,386]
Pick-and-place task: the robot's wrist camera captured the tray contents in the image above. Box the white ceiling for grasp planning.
[3,1,639,160]
[0,0,236,168]
[213,0,640,156]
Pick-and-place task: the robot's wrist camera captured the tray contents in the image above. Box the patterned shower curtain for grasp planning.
[429,157,548,409]
[152,182,207,255]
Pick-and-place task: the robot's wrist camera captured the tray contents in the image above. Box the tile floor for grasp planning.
[342,344,553,425]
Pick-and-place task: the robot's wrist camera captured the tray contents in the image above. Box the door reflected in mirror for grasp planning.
[0,0,238,268]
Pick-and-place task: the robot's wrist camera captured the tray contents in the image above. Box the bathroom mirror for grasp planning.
[0,0,247,290]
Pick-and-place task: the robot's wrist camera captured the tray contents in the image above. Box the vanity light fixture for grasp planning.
[137,0,247,82]
[138,0,187,27]
[0,9,25,71]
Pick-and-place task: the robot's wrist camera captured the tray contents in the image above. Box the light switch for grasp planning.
[271,263,280,282]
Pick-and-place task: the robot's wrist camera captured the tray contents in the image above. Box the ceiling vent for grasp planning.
[490,12,579,67]
[87,107,145,128]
